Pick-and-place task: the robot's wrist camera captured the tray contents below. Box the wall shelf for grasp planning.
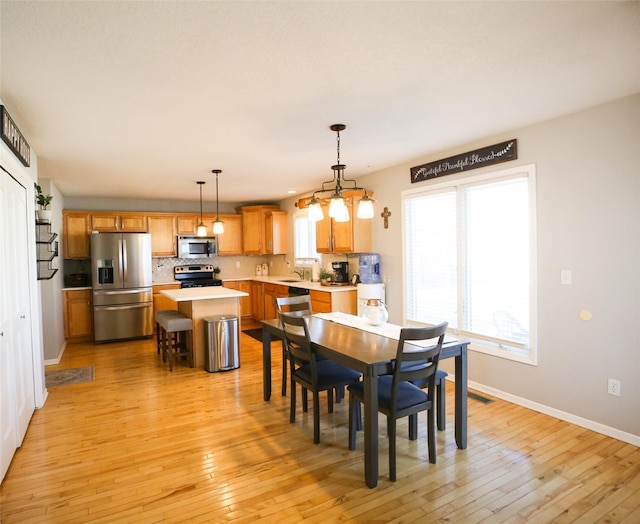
[35,222,59,280]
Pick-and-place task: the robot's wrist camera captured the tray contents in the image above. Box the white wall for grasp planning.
[347,94,640,440]
[38,180,65,362]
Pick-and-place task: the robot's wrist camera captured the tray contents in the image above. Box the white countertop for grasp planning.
[248,276,356,293]
[154,276,356,293]
[160,286,248,302]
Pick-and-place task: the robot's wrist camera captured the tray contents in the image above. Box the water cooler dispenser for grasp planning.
[358,253,381,284]
[357,253,384,315]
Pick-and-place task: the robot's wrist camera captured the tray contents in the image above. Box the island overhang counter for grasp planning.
[160,286,249,368]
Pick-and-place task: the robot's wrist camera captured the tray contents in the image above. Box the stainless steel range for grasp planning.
[174,264,223,288]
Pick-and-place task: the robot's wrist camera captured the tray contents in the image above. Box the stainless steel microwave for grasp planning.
[177,236,217,259]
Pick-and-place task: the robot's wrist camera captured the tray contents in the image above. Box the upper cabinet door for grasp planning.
[216,214,243,256]
[91,213,148,232]
[148,215,176,257]
[63,211,91,259]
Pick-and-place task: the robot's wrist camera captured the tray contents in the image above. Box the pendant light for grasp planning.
[212,169,224,234]
[196,181,207,236]
[308,124,375,222]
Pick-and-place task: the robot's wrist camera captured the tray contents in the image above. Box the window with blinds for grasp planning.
[402,164,537,364]
[294,210,319,264]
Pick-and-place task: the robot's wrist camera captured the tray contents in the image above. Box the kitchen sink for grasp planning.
[277,279,303,283]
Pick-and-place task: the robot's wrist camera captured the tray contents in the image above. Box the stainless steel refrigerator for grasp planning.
[91,232,153,342]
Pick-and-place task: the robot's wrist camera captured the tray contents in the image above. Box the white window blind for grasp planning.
[402,165,537,364]
[294,210,319,264]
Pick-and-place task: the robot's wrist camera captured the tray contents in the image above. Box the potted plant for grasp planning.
[35,184,53,223]
[213,266,221,279]
[319,268,332,285]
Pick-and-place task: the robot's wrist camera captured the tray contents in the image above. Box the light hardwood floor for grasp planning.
[1,327,639,523]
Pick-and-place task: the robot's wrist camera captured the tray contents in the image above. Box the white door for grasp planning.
[0,169,18,480]
[0,168,35,481]
[11,179,35,442]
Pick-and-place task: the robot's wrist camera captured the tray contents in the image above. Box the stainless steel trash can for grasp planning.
[203,314,239,372]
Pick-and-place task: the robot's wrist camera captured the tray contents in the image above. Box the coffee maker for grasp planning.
[331,261,349,284]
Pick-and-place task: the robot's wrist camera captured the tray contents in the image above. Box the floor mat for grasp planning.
[45,366,95,387]
[242,328,281,343]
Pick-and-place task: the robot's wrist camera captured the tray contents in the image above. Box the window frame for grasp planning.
[401,163,538,365]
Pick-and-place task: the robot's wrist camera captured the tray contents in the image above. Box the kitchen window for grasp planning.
[401,163,537,365]
[293,210,319,265]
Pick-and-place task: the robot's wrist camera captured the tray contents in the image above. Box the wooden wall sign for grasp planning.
[410,139,517,184]
[0,105,31,167]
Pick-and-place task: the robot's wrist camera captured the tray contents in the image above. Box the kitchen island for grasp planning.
[160,286,249,368]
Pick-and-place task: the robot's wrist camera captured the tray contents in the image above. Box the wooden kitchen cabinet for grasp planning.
[216,214,243,255]
[252,281,264,320]
[147,214,176,257]
[176,215,200,235]
[63,289,93,340]
[265,211,288,255]
[315,196,372,253]
[238,205,284,255]
[90,212,148,232]
[310,289,357,315]
[152,284,179,316]
[263,283,288,320]
[63,211,91,259]
[222,280,252,318]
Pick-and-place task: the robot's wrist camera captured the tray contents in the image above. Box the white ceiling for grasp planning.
[1,1,639,205]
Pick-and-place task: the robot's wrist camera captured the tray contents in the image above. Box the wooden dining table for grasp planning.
[261,316,470,488]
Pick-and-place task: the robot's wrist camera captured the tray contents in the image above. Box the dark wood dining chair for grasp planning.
[348,321,448,481]
[279,311,362,444]
[275,295,313,396]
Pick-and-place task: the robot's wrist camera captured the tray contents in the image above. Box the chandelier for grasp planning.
[307,124,374,223]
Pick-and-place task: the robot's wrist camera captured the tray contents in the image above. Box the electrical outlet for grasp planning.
[607,378,621,397]
[561,270,572,285]
[235,261,240,268]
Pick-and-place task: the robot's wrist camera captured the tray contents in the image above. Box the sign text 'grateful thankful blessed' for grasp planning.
[410,139,517,183]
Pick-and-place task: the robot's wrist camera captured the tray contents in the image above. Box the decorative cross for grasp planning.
[381,207,392,229]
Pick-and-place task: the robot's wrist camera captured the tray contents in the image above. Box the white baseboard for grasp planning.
[44,340,67,366]
[446,375,640,447]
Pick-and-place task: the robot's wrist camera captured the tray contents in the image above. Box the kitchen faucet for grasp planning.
[290,269,305,280]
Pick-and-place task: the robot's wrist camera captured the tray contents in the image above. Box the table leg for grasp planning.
[262,328,272,401]
[454,344,468,449]
[363,371,379,488]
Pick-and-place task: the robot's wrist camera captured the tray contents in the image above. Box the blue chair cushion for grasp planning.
[295,360,361,389]
[350,375,429,411]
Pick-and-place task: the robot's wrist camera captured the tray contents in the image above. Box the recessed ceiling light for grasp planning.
[287,190,297,194]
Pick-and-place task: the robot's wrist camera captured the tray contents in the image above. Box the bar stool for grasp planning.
[155,310,181,356]
[158,312,193,371]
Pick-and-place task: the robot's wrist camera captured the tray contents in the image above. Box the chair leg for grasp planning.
[290,382,296,423]
[427,407,437,464]
[313,392,320,444]
[302,388,308,412]
[281,342,287,396]
[437,377,446,431]
[388,417,397,482]
[408,413,418,440]
[327,389,334,413]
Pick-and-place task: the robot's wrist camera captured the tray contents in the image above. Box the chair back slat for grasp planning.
[391,322,448,407]
[275,295,312,316]
[278,311,315,370]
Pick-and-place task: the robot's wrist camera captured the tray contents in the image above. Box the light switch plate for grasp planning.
[561,270,572,285]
